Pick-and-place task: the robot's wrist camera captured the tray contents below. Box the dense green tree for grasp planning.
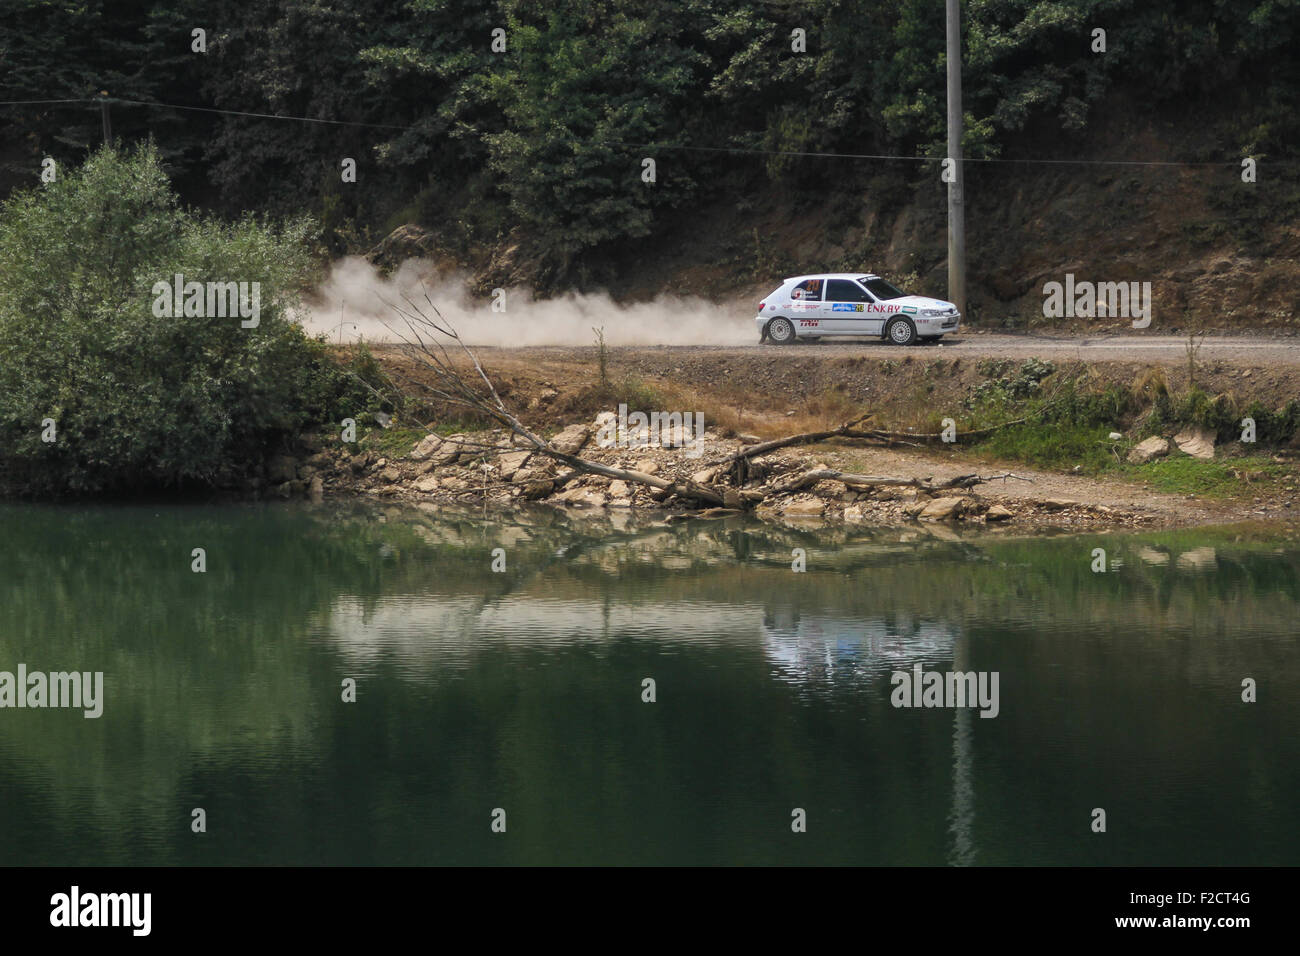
[0,144,348,496]
[481,0,707,264]
[3,1,1299,265]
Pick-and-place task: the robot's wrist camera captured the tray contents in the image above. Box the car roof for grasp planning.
[783,273,881,283]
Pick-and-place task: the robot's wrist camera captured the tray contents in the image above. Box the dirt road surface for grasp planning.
[464,333,1300,366]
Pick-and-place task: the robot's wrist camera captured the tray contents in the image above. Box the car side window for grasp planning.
[826,279,872,302]
[790,278,823,301]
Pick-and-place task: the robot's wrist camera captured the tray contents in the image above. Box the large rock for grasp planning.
[1127,436,1170,464]
[555,484,605,507]
[521,479,553,499]
[366,223,438,272]
[409,434,444,462]
[550,424,591,455]
[783,499,825,517]
[415,476,441,493]
[1174,426,1216,459]
[919,496,967,521]
[497,450,532,480]
[1041,498,1078,510]
[985,504,1013,522]
[433,435,469,465]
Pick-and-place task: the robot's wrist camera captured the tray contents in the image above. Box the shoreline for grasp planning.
[290,420,1295,534]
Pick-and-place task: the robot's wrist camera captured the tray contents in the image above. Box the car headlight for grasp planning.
[921,309,945,317]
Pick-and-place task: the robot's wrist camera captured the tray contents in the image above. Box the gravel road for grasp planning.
[463,333,1300,366]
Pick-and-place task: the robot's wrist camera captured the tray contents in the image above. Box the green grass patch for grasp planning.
[605,376,665,412]
[971,422,1118,473]
[1120,456,1293,498]
[360,425,428,459]
[969,417,1297,499]
[360,417,497,459]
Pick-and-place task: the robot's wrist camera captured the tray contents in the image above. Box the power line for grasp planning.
[598,140,1241,167]
[1,96,416,131]
[0,95,1261,167]
[0,98,99,106]
[110,98,416,131]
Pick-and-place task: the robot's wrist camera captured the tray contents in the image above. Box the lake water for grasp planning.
[1,502,1297,865]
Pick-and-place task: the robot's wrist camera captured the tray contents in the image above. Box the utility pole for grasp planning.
[945,0,967,318]
[99,90,111,145]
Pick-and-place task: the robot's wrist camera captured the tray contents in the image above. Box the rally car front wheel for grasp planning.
[885,318,918,346]
[766,317,796,345]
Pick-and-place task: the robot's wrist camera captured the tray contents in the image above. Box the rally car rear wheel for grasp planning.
[767,317,796,345]
[885,318,917,346]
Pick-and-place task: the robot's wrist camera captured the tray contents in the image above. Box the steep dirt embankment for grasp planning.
[366,105,1299,335]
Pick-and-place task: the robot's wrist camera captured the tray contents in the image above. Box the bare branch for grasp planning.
[767,468,1034,496]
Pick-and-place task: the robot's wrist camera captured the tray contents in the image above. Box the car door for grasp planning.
[787,277,826,335]
[823,279,873,334]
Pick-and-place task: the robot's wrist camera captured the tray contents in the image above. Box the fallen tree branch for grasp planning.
[845,418,1031,441]
[715,415,872,466]
[767,468,1034,496]
[711,415,1024,485]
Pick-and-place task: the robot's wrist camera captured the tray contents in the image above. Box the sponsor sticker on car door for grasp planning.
[824,279,875,333]
[789,278,824,328]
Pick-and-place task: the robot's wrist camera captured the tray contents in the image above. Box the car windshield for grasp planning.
[861,277,906,300]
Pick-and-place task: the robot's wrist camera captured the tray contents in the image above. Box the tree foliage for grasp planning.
[2,1,1298,262]
[0,144,351,496]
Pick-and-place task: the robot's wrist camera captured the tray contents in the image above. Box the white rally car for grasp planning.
[757,273,961,345]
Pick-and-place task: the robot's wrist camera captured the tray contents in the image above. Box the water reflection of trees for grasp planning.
[2,502,1298,864]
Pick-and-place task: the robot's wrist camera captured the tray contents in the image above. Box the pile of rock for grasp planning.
[249,414,1154,530]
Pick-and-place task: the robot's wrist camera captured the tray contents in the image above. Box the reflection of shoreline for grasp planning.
[322,595,773,668]
[762,612,958,688]
[324,595,962,691]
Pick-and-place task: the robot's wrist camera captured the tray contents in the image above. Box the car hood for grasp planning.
[891,295,958,311]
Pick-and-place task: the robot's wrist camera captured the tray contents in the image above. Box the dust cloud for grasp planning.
[297,256,756,347]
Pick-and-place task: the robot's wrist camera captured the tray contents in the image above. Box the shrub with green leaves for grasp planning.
[0,144,347,496]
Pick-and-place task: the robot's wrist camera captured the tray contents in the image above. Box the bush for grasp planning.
[1143,386,1299,444]
[1241,399,1300,444]
[970,358,1057,405]
[0,144,348,496]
